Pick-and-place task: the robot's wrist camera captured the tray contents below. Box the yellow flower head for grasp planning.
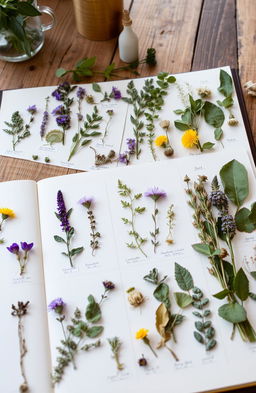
[155,135,168,147]
[136,328,149,340]
[181,129,199,148]
[0,208,15,219]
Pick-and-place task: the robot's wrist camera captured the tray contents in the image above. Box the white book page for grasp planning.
[0,66,254,171]
[37,148,256,393]
[0,180,52,393]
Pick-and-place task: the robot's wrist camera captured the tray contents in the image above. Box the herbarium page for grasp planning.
[0,180,52,393]
[37,148,256,393]
[0,66,254,172]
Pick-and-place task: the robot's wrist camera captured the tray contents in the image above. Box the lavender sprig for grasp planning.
[11,301,30,393]
[79,197,101,256]
[54,190,84,268]
[40,97,50,139]
[145,187,166,253]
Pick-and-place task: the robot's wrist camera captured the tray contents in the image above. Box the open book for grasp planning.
[1,147,256,393]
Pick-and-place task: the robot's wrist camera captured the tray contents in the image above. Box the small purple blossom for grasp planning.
[77,87,86,100]
[78,196,93,209]
[77,113,83,121]
[111,87,122,100]
[52,82,71,101]
[127,138,136,154]
[40,110,49,138]
[27,105,37,115]
[56,114,70,128]
[20,242,34,252]
[106,109,114,117]
[48,298,65,314]
[52,89,64,101]
[144,187,167,201]
[118,153,129,165]
[52,105,65,116]
[103,281,115,290]
[7,242,19,254]
[57,190,71,232]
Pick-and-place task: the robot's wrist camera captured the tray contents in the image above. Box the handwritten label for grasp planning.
[6,150,22,156]
[201,354,215,365]
[12,275,32,285]
[85,261,100,270]
[107,371,130,383]
[161,248,185,258]
[101,102,118,108]
[60,161,75,168]
[62,266,79,275]
[226,138,237,142]
[174,360,193,371]
[245,236,256,243]
[126,256,145,264]
[194,165,203,171]
[96,142,114,148]
[248,345,256,353]
[39,145,55,152]
[144,365,160,375]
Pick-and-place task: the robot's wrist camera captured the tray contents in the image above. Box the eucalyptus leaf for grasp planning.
[174,263,194,291]
[218,69,233,98]
[195,321,204,332]
[234,267,249,301]
[206,338,217,351]
[56,68,68,78]
[218,302,247,323]
[220,159,249,208]
[204,101,225,128]
[85,295,101,323]
[174,292,193,308]
[194,331,204,344]
[205,327,215,339]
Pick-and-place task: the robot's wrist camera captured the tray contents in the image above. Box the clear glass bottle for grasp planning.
[118,10,138,63]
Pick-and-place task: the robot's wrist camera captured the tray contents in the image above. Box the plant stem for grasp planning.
[18,316,28,392]
[59,319,77,370]
[66,232,73,268]
[165,344,179,361]
[129,194,147,258]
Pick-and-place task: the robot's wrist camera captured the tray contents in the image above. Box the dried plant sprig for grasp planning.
[102,110,114,144]
[90,147,116,166]
[217,69,239,126]
[166,204,175,244]
[11,301,30,393]
[107,337,124,370]
[92,83,122,102]
[68,105,102,161]
[79,196,101,256]
[118,138,136,165]
[159,120,174,158]
[144,187,167,253]
[0,208,15,243]
[54,190,84,268]
[7,241,33,275]
[135,329,157,358]
[40,96,50,139]
[118,180,147,257]
[3,108,36,151]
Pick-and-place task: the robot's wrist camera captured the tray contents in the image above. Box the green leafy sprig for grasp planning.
[3,110,33,151]
[107,337,124,370]
[118,180,147,257]
[55,48,157,82]
[166,204,175,245]
[68,106,102,161]
[217,69,238,126]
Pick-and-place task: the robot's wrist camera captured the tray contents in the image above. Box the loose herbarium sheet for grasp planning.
[0,66,253,171]
[1,147,256,393]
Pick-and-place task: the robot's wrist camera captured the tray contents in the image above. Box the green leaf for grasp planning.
[192,243,212,256]
[234,267,249,301]
[218,302,247,323]
[16,2,41,16]
[56,68,68,78]
[195,321,204,332]
[202,142,214,150]
[213,289,230,299]
[54,235,66,243]
[92,83,101,93]
[153,283,170,307]
[217,96,234,108]
[205,327,215,339]
[70,247,84,257]
[194,331,204,344]
[174,120,190,131]
[218,69,233,98]
[174,109,184,115]
[86,326,103,338]
[167,75,176,83]
[220,159,249,208]
[77,56,96,70]
[250,272,256,280]
[85,295,101,323]
[204,101,225,128]
[174,263,194,291]
[206,338,217,351]
[174,292,193,308]
[214,127,223,141]
[235,207,255,233]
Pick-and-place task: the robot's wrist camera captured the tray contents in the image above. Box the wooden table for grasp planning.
[0,1,256,392]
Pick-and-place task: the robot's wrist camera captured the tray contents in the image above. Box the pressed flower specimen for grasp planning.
[3,107,36,151]
[7,241,33,275]
[54,190,84,268]
[159,120,174,157]
[118,138,136,165]
[127,287,144,307]
[107,337,124,370]
[79,196,101,256]
[185,162,256,342]
[92,83,122,102]
[135,328,157,357]
[145,187,166,253]
[102,110,114,144]
[90,147,116,166]
[0,207,15,243]
[76,86,85,128]
[181,129,199,149]
[118,180,147,257]
[11,301,30,393]
[217,69,239,126]
[50,281,114,385]
[68,106,102,161]
[40,97,50,139]
[166,204,175,244]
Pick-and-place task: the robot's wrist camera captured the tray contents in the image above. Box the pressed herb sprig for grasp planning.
[217,69,238,126]
[11,301,30,393]
[92,83,122,102]
[102,110,114,144]
[118,180,147,257]
[55,48,157,81]
[68,105,102,161]
[166,204,175,244]
[144,187,167,253]
[40,97,50,139]
[118,138,136,165]
[7,241,33,275]
[107,337,124,370]
[54,190,84,268]
[90,147,116,166]
[79,196,101,256]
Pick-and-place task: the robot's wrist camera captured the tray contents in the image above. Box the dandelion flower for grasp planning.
[136,328,149,340]
[181,129,199,148]
[155,135,168,147]
[0,208,15,218]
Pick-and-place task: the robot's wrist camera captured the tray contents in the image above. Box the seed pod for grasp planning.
[127,287,144,307]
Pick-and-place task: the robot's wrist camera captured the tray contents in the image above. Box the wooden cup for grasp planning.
[72,0,123,41]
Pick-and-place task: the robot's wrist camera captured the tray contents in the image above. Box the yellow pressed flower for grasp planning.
[155,135,167,147]
[136,328,149,340]
[0,208,15,218]
[181,129,199,148]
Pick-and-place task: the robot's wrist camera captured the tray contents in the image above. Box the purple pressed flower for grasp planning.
[78,196,93,209]
[56,114,70,128]
[57,190,71,232]
[52,105,65,116]
[77,87,86,99]
[52,89,64,101]
[27,105,37,115]
[52,82,71,101]
[7,242,19,254]
[144,187,167,201]
[111,87,122,100]
[59,81,71,91]
[20,242,34,252]
[103,281,115,290]
[77,113,83,121]
[48,298,65,314]
[127,138,136,154]
[40,110,49,138]
[118,152,129,165]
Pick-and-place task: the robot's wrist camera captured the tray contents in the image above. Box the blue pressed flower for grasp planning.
[144,187,167,201]
[127,138,136,154]
[27,105,37,114]
[77,87,86,99]
[118,153,129,165]
[57,190,71,232]
[52,105,65,116]
[111,87,122,100]
[48,298,65,314]
[78,196,93,209]
[20,242,34,251]
[7,242,20,254]
[56,115,70,128]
